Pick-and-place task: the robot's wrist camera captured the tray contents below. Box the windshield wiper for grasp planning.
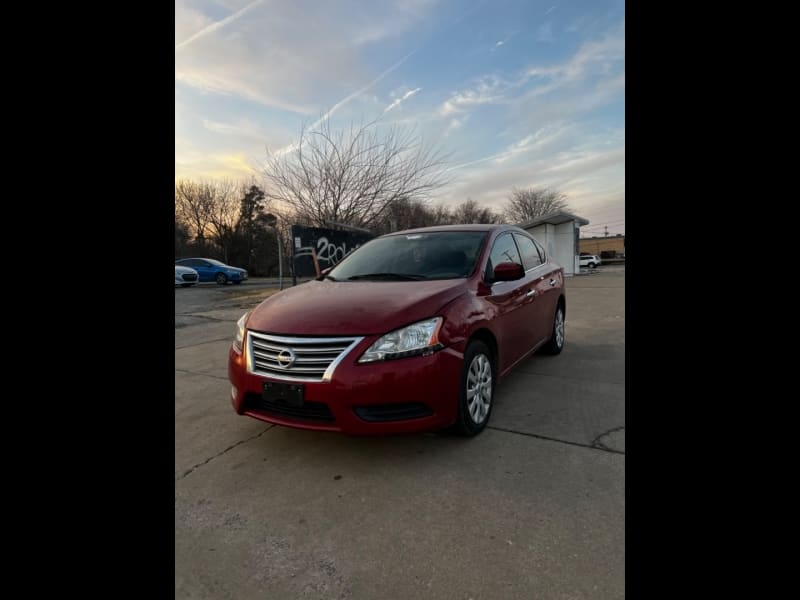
[316,274,338,281]
[346,272,427,281]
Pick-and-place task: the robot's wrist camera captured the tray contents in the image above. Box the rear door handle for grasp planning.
[549,278,557,286]
[526,289,536,298]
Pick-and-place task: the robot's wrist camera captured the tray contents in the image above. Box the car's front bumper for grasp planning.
[228,337,463,434]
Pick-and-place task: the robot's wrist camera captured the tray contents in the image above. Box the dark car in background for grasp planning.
[175,258,248,285]
[228,224,565,436]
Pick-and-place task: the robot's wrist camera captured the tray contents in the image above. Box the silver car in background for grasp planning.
[175,265,199,287]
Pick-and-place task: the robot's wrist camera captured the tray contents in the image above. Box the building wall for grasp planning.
[525,222,578,276]
[579,236,625,256]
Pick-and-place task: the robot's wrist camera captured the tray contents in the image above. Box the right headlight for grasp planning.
[358,317,443,363]
[233,311,250,353]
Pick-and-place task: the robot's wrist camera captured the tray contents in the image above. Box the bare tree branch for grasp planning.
[504,187,570,224]
[263,116,451,229]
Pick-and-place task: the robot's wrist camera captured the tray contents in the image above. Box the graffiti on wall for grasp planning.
[291,225,374,277]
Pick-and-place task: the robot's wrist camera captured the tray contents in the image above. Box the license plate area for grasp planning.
[262,381,305,407]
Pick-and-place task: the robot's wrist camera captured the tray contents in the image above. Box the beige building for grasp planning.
[579,235,625,256]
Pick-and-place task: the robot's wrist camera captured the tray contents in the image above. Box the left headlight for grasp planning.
[358,317,443,363]
[233,311,250,353]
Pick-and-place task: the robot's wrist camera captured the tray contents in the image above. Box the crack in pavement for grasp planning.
[176,425,275,481]
[487,425,625,455]
[175,314,233,323]
[175,336,235,350]
[175,368,228,381]
[591,426,625,452]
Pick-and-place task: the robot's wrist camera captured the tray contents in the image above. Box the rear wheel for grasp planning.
[453,341,495,436]
[542,305,565,355]
[215,272,228,285]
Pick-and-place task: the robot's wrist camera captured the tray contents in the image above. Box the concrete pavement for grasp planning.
[175,269,625,599]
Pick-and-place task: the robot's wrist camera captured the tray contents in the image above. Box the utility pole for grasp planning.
[604,225,609,237]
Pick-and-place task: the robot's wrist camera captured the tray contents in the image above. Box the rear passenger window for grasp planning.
[533,239,546,262]
[513,234,543,270]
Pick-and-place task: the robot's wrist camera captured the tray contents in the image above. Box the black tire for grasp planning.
[452,340,495,436]
[215,272,228,285]
[542,304,565,355]
[588,262,596,268]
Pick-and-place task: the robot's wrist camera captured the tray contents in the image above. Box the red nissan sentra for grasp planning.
[228,224,565,436]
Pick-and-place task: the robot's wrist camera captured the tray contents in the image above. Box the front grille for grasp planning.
[354,403,433,422]
[243,393,335,422]
[247,331,364,382]
[182,273,198,282]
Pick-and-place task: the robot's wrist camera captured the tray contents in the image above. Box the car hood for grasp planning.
[246,279,469,336]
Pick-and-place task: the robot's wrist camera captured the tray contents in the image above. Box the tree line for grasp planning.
[175,118,570,276]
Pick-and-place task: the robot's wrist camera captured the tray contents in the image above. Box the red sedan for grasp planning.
[228,224,565,436]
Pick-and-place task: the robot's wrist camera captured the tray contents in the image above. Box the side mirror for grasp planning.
[493,262,524,282]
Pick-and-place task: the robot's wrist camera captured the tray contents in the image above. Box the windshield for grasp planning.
[328,231,487,281]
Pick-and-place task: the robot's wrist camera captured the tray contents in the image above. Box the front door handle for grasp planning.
[549,278,557,286]
[526,289,536,298]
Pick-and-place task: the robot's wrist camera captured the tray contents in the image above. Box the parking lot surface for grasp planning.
[175,269,625,599]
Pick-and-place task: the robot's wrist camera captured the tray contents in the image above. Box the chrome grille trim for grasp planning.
[246,331,364,383]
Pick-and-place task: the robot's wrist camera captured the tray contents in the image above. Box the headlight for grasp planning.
[233,311,250,353]
[358,317,443,363]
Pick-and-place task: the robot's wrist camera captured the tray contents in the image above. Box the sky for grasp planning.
[175,0,625,236]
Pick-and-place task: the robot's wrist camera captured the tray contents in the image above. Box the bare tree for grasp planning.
[175,179,214,244]
[174,179,241,260]
[504,187,570,224]
[263,117,451,229]
[450,199,502,224]
[204,180,239,262]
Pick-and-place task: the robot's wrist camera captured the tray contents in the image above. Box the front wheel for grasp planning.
[588,262,596,268]
[542,305,565,355]
[215,272,228,285]
[453,341,495,436]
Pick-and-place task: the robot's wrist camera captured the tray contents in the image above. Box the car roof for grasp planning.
[385,224,521,236]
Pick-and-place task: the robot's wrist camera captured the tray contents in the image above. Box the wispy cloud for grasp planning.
[312,50,417,128]
[273,51,418,156]
[545,4,558,16]
[175,0,266,51]
[438,77,505,116]
[384,87,422,113]
[491,31,518,51]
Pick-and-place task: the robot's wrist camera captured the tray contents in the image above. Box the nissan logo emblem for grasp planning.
[276,349,296,368]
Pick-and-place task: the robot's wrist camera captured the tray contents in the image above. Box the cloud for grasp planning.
[438,77,506,116]
[437,24,624,124]
[175,1,434,115]
[436,123,624,214]
[175,0,266,51]
[545,4,558,16]
[491,31,517,51]
[383,87,422,113]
